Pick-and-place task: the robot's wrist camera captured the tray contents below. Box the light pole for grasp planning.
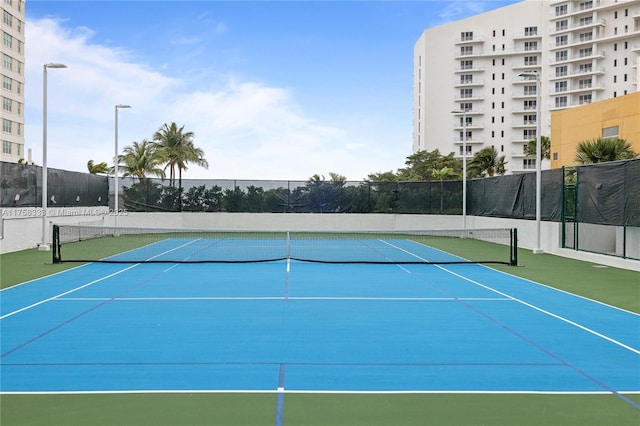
[40,63,67,250]
[519,71,543,254]
[451,109,468,229]
[114,104,131,228]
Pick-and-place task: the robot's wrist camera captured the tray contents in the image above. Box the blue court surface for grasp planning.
[1,251,639,407]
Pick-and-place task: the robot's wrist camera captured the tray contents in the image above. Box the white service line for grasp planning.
[0,264,140,320]
[433,264,640,355]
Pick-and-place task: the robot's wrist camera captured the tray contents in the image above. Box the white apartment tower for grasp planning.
[413,0,640,173]
[1,0,25,163]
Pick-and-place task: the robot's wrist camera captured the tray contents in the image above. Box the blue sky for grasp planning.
[25,0,518,180]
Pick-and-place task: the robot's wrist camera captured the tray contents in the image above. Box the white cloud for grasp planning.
[25,17,407,181]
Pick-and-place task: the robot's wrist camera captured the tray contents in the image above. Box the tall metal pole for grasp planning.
[451,109,468,230]
[534,74,542,253]
[114,105,131,228]
[462,109,467,230]
[40,63,66,250]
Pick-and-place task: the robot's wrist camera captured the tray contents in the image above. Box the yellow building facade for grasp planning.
[550,92,640,169]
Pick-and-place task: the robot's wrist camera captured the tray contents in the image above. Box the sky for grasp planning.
[24,0,519,181]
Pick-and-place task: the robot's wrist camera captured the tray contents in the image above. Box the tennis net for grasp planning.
[52,224,518,265]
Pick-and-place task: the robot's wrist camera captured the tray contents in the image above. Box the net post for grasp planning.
[510,228,518,266]
[52,224,61,264]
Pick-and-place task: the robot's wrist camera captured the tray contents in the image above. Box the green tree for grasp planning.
[574,137,638,164]
[153,122,209,187]
[524,136,551,159]
[118,140,165,179]
[468,146,507,177]
[397,149,461,181]
[87,160,112,174]
[366,171,398,182]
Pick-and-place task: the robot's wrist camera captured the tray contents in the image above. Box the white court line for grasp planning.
[379,239,640,355]
[0,238,203,320]
[54,296,511,302]
[432,264,640,356]
[0,264,140,320]
[2,389,639,395]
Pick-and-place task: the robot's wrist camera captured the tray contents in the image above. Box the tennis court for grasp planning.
[1,229,639,424]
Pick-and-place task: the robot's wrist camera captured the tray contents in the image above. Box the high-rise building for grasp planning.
[1,0,26,163]
[413,0,639,173]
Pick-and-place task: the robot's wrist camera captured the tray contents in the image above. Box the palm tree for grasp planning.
[87,160,112,174]
[153,122,208,187]
[575,137,638,164]
[524,136,551,159]
[467,147,507,177]
[118,140,165,179]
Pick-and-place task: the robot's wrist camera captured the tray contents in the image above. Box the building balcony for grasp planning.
[454,66,485,73]
[453,138,484,145]
[512,92,537,100]
[454,79,485,87]
[512,31,541,40]
[453,122,484,130]
[454,35,485,44]
[453,95,484,102]
[512,121,537,129]
[512,63,542,71]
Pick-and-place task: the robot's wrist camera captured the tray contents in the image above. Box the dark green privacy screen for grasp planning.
[1,159,637,227]
[0,162,108,207]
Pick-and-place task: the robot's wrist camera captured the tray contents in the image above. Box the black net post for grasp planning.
[52,225,61,264]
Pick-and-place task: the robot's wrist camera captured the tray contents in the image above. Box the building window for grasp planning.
[3,32,12,48]
[578,78,592,89]
[555,51,568,62]
[602,126,619,138]
[460,102,472,112]
[524,56,537,66]
[524,100,536,110]
[2,53,12,71]
[2,140,11,154]
[460,88,473,98]
[524,114,536,125]
[578,94,592,104]
[460,46,473,56]
[459,145,472,155]
[524,85,537,96]
[3,10,12,27]
[556,20,568,31]
[2,96,11,112]
[553,153,558,161]
[556,66,568,77]
[555,96,568,108]
[460,60,473,70]
[525,26,537,36]
[579,1,593,10]
[555,4,568,16]
[2,75,11,91]
[555,81,568,92]
[579,47,593,58]
[461,31,473,41]
[578,63,593,73]
[2,119,11,133]
[556,35,568,46]
[523,158,536,169]
[579,32,593,42]
[524,129,536,139]
[459,131,472,142]
[460,74,473,84]
[579,17,593,26]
